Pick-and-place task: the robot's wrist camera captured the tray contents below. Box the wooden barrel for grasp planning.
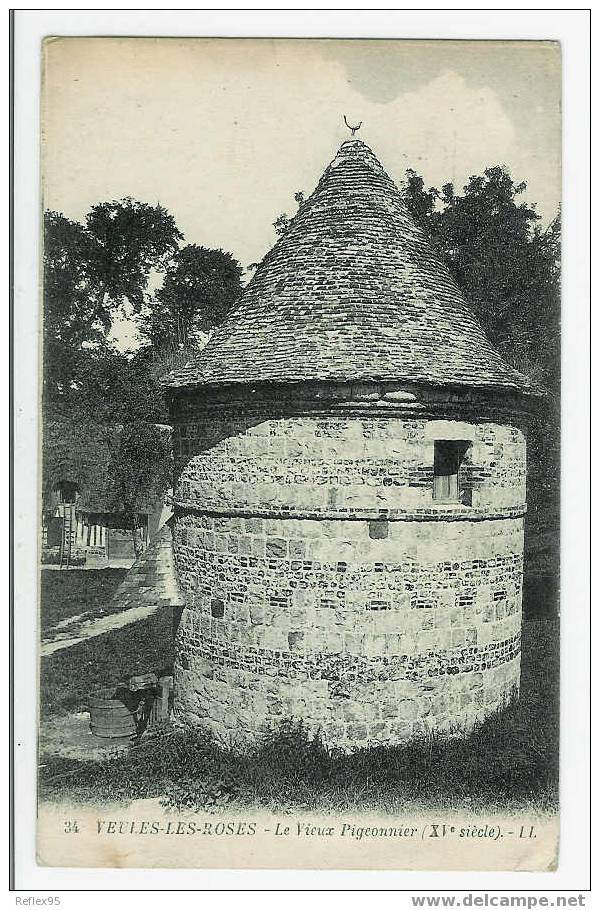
[88,689,137,739]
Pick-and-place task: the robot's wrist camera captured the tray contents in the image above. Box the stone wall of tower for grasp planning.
[171,388,526,750]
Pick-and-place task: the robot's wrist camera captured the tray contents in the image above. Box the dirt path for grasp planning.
[41,525,182,658]
[40,603,163,657]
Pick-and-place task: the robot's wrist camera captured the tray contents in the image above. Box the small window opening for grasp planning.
[433,441,471,503]
[210,598,225,619]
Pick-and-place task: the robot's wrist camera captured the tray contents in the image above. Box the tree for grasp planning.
[247,190,306,275]
[83,198,183,312]
[105,420,173,557]
[139,244,243,351]
[401,169,440,234]
[43,199,182,405]
[435,168,558,382]
[42,199,246,557]
[273,191,305,237]
[399,166,560,391]
[399,166,561,561]
[45,349,174,557]
[43,212,112,404]
[69,347,169,426]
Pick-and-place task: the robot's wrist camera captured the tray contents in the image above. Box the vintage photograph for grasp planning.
[36,37,561,870]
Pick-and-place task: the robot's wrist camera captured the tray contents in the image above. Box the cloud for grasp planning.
[43,38,559,273]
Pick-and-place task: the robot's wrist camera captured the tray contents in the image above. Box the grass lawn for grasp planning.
[39,618,558,815]
[40,568,129,632]
[40,609,174,717]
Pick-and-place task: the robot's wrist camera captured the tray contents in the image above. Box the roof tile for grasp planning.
[166,140,537,395]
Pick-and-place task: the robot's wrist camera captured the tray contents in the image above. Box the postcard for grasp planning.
[35,35,561,873]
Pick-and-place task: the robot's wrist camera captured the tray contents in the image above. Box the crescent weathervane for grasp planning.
[344,115,362,137]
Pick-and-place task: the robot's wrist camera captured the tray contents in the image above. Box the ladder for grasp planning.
[59,504,74,569]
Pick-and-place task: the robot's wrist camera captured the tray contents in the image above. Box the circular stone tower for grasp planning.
[166,139,541,750]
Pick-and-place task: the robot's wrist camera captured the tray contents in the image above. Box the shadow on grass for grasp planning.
[40,609,174,718]
[39,620,558,814]
[40,568,129,632]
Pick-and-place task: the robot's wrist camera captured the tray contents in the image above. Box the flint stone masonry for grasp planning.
[166,138,540,751]
[174,410,526,518]
[169,387,526,749]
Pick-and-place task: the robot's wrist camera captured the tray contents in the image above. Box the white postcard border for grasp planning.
[12,8,591,894]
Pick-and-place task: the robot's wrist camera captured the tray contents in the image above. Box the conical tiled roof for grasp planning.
[166,140,537,395]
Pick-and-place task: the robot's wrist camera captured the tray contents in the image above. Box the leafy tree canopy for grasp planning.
[42,200,244,541]
[83,198,183,311]
[43,199,182,404]
[401,166,560,390]
[43,212,110,403]
[401,165,560,536]
[139,244,243,351]
[105,419,173,554]
[65,348,169,426]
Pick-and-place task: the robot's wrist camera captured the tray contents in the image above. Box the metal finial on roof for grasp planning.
[343,115,362,137]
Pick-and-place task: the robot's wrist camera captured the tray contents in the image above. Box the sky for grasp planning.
[42,37,561,349]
